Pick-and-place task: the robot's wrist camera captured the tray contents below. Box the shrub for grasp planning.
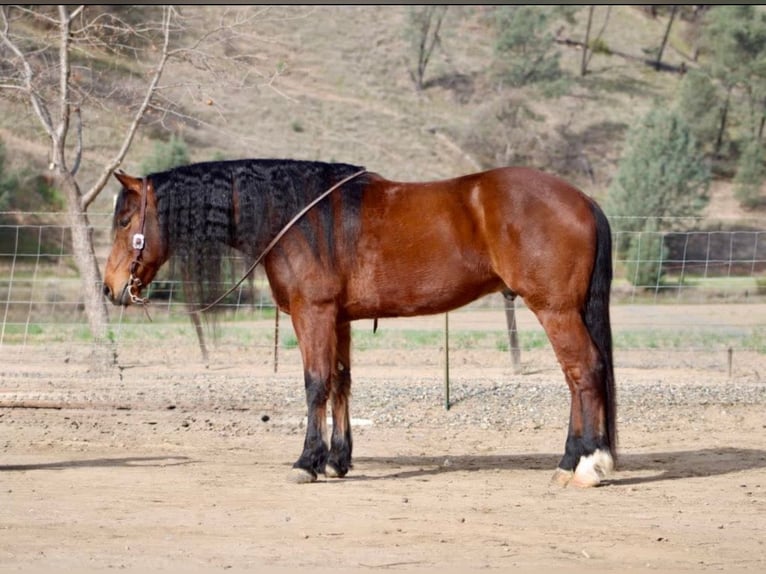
[140,134,190,175]
[625,223,668,290]
[733,138,766,209]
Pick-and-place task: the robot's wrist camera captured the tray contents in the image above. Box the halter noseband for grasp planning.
[127,177,150,305]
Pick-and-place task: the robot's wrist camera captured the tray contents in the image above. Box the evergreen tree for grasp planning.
[608,106,711,288]
[609,106,710,231]
[701,6,766,149]
[493,6,572,95]
[0,141,14,212]
[734,138,766,208]
[625,219,668,289]
[0,139,61,213]
[675,69,723,154]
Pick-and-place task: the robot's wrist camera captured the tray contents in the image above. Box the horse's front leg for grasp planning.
[326,322,353,478]
[289,304,337,484]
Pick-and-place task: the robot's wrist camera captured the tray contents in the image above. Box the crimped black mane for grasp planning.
[148,159,367,307]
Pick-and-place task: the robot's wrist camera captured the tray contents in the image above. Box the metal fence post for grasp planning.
[444,312,450,410]
[273,309,280,373]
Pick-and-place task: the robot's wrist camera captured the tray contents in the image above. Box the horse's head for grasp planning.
[102,171,168,306]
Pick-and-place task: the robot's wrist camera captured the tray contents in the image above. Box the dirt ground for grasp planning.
[1,316,765,573]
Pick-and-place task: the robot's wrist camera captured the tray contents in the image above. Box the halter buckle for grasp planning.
[132,233,145,250]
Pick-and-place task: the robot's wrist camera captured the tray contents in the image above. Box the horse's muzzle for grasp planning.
[103,282,134,306]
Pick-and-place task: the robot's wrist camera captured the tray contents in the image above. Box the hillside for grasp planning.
[0,5,763,226]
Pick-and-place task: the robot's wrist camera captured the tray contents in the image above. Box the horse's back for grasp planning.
[337,167,599,319]
[368,166,595,223]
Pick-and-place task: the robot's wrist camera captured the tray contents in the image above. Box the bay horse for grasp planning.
[103,159,616,487]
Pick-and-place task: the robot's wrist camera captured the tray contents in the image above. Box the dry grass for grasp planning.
[0,5,763,227]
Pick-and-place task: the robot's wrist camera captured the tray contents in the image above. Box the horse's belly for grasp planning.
[343,269,502,320]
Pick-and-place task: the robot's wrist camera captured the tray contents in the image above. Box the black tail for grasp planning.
[583,201,617,458]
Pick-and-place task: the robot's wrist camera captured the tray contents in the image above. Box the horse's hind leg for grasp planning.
[326,322,353,478]
[535,308,614,487]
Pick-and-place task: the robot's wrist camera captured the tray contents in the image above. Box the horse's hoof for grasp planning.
[550,468,574,487]
[571,449,614,488]
[325,462,347,479]
[288,468,317,484]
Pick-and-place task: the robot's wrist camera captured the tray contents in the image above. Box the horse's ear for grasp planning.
[114,171,142,192]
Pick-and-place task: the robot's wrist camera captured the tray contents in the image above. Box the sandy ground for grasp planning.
[1,320,765,572]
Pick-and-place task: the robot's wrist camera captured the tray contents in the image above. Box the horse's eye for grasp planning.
[118,216,131,228]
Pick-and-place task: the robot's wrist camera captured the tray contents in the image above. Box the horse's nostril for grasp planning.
[102,283,112,298]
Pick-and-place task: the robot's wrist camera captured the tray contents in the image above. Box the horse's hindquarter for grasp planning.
[343,168,597,319]
[479,168,598,311]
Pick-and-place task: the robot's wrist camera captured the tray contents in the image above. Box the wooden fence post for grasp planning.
[503,290,522,374]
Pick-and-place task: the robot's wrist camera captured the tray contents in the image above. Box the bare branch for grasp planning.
[8,5,59,26]
[71,105,82,176]
[68,5,83,21]
[69,7,164,61]
[0,6,56,138]
[80,5,174,210]
[0,82,27,91]
[53,5,73,170]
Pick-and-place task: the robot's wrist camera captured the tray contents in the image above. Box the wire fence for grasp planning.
[1,211,764,369]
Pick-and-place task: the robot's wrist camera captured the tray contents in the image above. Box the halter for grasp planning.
[127,177,150,306]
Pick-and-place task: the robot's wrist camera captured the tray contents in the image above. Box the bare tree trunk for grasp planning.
[52,8,108,345]
[60,172,109,342]
[581,6,595,77]
[502,290,521,375]
[715,87,732,157]
[655,5,677,70]
[409,6,447,91]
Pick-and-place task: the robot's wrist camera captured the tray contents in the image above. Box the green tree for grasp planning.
[139,134,191,175]
[608,106,710,288]
[701,6,766,151]
[493,6,573,95]
[1,139,64,257]
[0,139,62,214]
[625,220,668,289]
[609,106,710,229]
[734,138,766,208]
[0,141,16,212]
[675,69,722,153]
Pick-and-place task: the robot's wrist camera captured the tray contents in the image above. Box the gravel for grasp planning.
[2,344,763,439]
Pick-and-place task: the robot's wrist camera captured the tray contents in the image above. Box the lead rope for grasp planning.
[192,168,367,315]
